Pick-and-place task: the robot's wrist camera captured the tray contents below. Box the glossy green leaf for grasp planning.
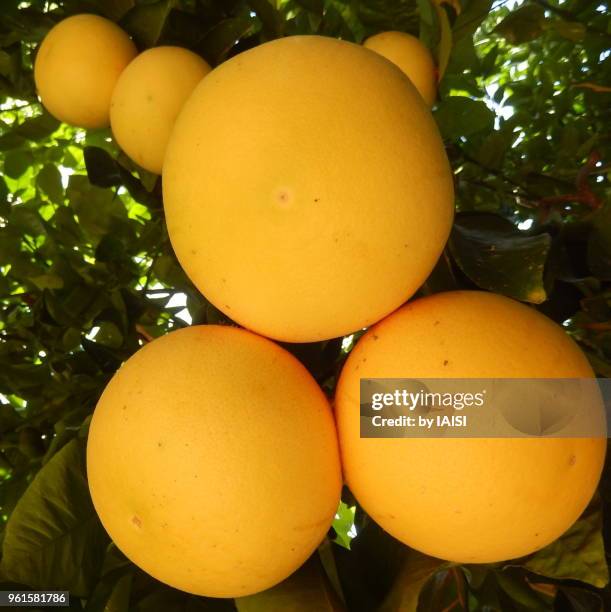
[450,213,550,303]
[522,500,609,589]
[199,15,256,65]
[121,0,175,48]
[0,439,109,597]
[434,97,494,140]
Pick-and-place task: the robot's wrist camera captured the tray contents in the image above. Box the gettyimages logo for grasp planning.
[360,378,608,438]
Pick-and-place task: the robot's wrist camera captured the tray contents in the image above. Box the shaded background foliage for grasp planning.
[0,0,610,610]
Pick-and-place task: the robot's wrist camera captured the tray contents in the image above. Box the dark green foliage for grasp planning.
[0,0,610,610]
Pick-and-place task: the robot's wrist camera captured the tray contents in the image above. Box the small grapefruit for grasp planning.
[110,46,211,174]
[34,14,137,128]
[363,32,437,106]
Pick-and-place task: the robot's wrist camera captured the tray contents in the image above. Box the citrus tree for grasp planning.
[0,0,610,610]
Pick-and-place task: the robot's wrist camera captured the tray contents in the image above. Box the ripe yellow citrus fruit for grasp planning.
[34,14,137,128]
[87,325,342,597]
[363,32,437,106]
[335,291,606,563]
[110,46,211,174]
[163,35,454,343]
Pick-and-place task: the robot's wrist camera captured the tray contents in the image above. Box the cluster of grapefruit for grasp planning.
[35,14,605,599]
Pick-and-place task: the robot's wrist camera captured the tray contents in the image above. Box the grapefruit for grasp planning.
[363,32,437,106]
[34,14,137,128]
[110,46,211,174]
[87,325,342,597]
[163,35,454,343]
[335,291,606,563]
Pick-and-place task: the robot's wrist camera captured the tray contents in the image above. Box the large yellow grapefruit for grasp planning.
[110,46,211,173]
[335,291,606,563]
[34,14,137,128]
[163,35,454,343]
[87,325,342,597]
[363,32,437,107]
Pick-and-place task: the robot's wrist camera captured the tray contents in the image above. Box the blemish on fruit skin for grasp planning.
[190,249,197,255]
[569,455,577,466]
[434,320,440,326]
[373,334,379,341]
[275,188,293,206]
[443,360,449,366]
[122,405,127,410]
[157,441,162,448]
[131,515,142,529]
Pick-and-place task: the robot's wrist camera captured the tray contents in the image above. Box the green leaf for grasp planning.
[294,0,324,14]
[332,501,356,550]
[248,0,283,39]
[521,499,609,589]
[28,273,64,290]
[235,555,341,611]
[199,15,256,65]
[152,254,189,287]
[0,439,109,597]
[547,20,586,42]
[452,0,491,41]
[435,3,453,82]
[66,175,126,242]
[36,164,64,202]
[14,113,60,141]
[434,97,494,140]
[10,205,45,235]
[494,5,546,44]
[558,586,603,612]
[493,569,552,611]
[450,213,550,303]
[84,568,133,612]
[84,147,123,188]
[94,321,124,349]
[91,0,136,21]
[3,150,33,179]
[121,0,175,47]
[380,549,447,611]
[418,566,470,612]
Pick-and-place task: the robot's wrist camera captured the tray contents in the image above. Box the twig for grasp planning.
[135,324,154,343]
